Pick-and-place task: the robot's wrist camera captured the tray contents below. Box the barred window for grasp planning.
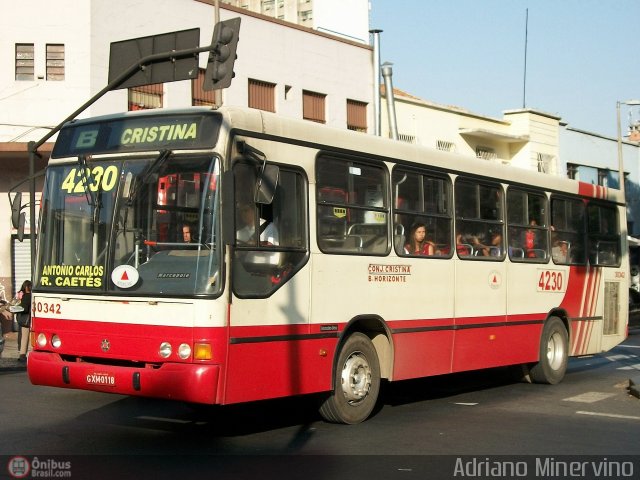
[346,99,367,132]
[476,146,497,161]
[46,44,65,81]
[192,69,215,106]
[248,79,276,112]
[15,44,34,81]
[398,133,416,144]
[128,83,163,110]
[436,140,455,152]
[303,90,326,124]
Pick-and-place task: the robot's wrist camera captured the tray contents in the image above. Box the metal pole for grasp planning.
[381,62,398,141]
[214,0,222,107]
[616,101,625,200]
[28,141,37,280]
[370,29,382,136]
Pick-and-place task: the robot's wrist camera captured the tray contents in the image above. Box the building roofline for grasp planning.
[383,86,510,126]
[195,0,372,50]
[564,125,640,146]
[0,142,53,154]
[503,108,562,121]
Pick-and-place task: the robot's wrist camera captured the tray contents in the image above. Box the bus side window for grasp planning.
[550,196,586,265]
[316,156,388,255]
[454,178,503,260]
[587,203,620,266]
[393,167,452,257]
[506,188,548,263]
[233,162,308,298]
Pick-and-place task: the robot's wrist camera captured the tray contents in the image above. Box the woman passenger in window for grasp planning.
[525,219,537,258]
[404,222,434,256]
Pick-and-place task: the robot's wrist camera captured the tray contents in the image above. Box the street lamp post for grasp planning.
[617,99,640,200]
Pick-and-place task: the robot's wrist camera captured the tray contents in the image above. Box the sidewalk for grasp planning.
[0,331,27,372]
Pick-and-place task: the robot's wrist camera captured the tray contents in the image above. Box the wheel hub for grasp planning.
[340,352,372,403]
[546,331,565,370]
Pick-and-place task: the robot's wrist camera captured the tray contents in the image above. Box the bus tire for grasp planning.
[319,332,381,424]
[529,317,568,385]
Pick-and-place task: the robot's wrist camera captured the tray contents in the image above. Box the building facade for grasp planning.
[0,0,374,296]
[382,88,562,175]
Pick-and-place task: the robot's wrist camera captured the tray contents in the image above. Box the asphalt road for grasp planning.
[1,329,639,479]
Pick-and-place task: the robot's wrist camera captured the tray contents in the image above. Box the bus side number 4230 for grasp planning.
[537,270,565,293]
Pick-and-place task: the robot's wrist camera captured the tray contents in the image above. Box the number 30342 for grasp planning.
[33,302,62,314]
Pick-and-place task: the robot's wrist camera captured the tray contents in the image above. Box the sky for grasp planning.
[369,0,639,138]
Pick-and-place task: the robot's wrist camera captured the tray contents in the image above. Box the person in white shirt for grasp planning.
[237,204,279,246]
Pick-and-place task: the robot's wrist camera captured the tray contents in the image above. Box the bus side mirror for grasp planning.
[11,192,22,229]
[255,164,279,205]
[17,212,26,242]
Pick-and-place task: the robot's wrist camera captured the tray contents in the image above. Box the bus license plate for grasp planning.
[86,372,116,387]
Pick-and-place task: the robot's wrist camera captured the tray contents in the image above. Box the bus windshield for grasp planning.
[36,152,221,296]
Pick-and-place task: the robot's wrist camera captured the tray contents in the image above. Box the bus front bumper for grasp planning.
[27,351,220,404]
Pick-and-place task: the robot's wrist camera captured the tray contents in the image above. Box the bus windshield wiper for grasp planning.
[128,149,171,205]
[77,155,96,207]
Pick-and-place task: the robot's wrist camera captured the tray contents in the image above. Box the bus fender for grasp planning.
[332,315,394,385]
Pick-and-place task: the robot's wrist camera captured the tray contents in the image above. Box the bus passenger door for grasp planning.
[453,257,507,371]
[225,159,313,404]
[453,179,507,372]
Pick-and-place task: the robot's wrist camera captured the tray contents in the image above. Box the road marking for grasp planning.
[616,364,640,370]
[563,392,615,403]
[454,402,478,406]
[605,354,634,361]
[617,344,640,349]
[576,411,640,421]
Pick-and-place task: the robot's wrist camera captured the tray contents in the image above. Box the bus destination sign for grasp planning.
[52,111,221,158]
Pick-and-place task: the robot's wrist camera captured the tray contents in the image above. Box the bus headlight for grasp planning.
[178,343,191,360]
[158,342,172,358]
[51,335,62,348]
[36,333,47,348]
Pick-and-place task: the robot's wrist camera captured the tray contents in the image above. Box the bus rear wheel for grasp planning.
[319,332,381,424]
[530,317,568,385]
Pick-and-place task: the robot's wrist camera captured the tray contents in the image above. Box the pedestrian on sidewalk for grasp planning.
[16,280,32,362]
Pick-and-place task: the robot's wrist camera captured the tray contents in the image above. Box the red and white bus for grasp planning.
[27,106,628,424]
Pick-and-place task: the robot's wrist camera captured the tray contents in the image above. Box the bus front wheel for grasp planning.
[319,332,381,424]
[530,317,568,385]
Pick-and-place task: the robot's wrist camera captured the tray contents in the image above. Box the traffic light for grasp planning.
[203,17,241,91]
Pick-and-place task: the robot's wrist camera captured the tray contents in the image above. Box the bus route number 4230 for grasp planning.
[537,269,565,293]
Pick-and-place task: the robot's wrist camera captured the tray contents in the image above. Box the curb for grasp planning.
[0,359,27,373]
[630,376,640,400]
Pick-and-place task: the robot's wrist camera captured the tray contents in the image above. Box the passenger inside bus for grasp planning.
[404,222,435,256]
[237,203,279,246]
[182,224,193,243]
[477,230,502,257]
[456,233,472,256]
[524,219,537,258]
[551,240,569,263]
